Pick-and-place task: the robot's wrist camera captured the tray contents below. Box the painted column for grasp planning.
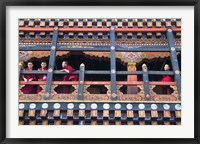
[44,27,58,100]
[110,27,117,100]
[127,62,138,94]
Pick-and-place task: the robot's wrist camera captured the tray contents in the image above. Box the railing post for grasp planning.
[78,63,85,100]
[142,64,151,100]
[110,27,117,100]
[19,62,24,79]
[44,27,58,100]
[166,27,181,98]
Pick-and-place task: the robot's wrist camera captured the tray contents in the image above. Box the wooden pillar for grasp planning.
[127,62,138,94]
[110,27,117,100]
[166,27,181,98]
[78,63,85,100]
[44,27,58,100]
[19,61,24,79]
[142,64,151,100]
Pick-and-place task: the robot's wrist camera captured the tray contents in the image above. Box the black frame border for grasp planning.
[0,0,200,144]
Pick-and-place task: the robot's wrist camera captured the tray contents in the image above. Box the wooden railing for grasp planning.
[19,80,179,102]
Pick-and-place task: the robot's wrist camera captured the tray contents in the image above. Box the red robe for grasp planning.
[161,73,172,94]
[63,65,78,81]
[21,68,36,94]
[161,75,172,82]
[37,67,48,93]
[55,65,78,94]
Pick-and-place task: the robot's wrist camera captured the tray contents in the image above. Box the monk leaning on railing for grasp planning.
[54,61,78,94]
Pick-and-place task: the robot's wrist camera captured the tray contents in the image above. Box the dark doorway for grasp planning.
[54,52,127,81]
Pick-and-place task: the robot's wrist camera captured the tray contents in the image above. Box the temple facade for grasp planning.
[18,18,181,125]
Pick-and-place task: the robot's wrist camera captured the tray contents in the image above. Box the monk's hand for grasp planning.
[60,69,65,72]
[28,78,33,82]
[43,76,46,80]
[24,78,27,82]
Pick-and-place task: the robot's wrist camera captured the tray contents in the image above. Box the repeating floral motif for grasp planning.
[19,39,181,63]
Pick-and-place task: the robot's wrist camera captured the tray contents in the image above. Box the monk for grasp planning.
[37,61,48,93]
[161,64,172,94]
[55,61,78,94]
[21,62,36,94]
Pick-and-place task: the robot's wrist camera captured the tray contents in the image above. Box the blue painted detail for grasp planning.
[78,64,85,100]
[166,27,181,98]
[110,27,117,100]
[20,102,181,111]
[142,64,150,100]
[44,28,58,100]
[19,45,181,52]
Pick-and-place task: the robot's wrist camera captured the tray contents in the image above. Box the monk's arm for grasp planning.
[60,69,69,73]
[66,66,74,73]
[22,75,27,82]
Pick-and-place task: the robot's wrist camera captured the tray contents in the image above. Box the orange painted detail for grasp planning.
[127,62,138,94]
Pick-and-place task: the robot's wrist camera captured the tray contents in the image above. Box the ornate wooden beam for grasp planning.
[18,102,181,111]
[19,45,181,52]
[19,81,176,86]
[19,27,181,32]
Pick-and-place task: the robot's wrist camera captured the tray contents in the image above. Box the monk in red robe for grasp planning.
[55,61,78,94]
[37,61,48,93]
[161,64,172,94]
[21,62,36,94]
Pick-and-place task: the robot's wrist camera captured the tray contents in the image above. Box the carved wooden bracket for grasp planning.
[83,85,91,95]
[127,62,137,71]
[19,85,25,95]
[117,85,123,96]
[51,85,58,95]
[71,85,78,96]
[137,85,144,96]
[149,85,157,97]
[170,85,179,99]
[104,85,111,96]
[37,85,46,95]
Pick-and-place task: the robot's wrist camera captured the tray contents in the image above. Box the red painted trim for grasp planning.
[59,28,110,32]
[19,27,54,32]
[19,81,176,86]
[19,27,181,32]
